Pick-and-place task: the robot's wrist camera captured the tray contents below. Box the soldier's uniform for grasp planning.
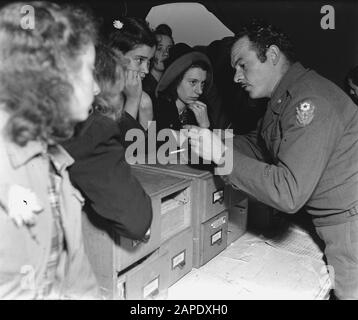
[224,62,358,299]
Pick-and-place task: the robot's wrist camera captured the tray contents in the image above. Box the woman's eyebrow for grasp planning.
[135,55,148,59]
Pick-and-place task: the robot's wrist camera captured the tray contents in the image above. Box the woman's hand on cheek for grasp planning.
[123,69,142,102]
[188,101,210,128]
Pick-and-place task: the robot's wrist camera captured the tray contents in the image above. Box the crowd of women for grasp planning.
[1,0,358,299]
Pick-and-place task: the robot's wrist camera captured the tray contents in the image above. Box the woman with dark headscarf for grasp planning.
[154,43,213,132]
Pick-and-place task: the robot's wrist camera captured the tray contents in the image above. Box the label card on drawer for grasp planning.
[172,250,186,270]
[211,216,226,229]
[143,276,159,299]
[212,189,224,204]
[116,279,126,300]
[211,229,222,245]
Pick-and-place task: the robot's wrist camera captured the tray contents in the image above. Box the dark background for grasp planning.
[70,0,358,88]
[0,0,357,87]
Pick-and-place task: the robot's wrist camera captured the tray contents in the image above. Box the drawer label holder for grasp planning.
[211,229,223,246]
[172,250,186,270]
[143,276,160,299]
[212,189,224,204]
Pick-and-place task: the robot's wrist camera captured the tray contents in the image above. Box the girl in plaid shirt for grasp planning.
[0,1,101,299]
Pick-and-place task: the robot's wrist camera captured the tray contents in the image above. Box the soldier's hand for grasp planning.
[183,125,226,164]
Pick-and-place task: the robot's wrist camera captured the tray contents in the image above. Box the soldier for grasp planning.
[186,20,358,300]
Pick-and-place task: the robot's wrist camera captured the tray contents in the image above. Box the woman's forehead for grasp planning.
[126,44,155,57]
[183,67,207,79]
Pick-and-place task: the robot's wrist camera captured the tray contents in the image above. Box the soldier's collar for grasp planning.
[270,62,309,112]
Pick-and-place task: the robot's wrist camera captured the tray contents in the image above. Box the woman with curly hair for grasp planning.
[0,1,100,299]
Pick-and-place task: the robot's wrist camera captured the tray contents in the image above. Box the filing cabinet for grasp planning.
[194,210,228,267]
[116,249,170,300]
[159,227,193,286]
[227,200,248,245]
[82,168,191,299]
[226,186,248,245]
[134,163,229,223]
[132,167,192,243]
[133,163,233,268]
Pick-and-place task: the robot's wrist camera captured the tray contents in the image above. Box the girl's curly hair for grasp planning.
[0,1,98,145]
[92,43,127,120]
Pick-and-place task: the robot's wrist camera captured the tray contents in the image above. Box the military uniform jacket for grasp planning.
[225,62,358,226]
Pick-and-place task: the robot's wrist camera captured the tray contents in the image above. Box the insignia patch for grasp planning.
[296,101,315,127]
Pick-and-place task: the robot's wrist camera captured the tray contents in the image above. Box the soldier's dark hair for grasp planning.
[234,19,296,63]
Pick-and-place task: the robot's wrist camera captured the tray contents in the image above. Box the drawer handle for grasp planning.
[172,250,186,270]
[211,229,223,246]
[147,288,159,299]
[143,277,160,299]
[212,189,224,204]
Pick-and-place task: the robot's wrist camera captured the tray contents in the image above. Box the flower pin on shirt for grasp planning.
[7,184,43,227]
[296,101,315,127]
[113,20,123,30]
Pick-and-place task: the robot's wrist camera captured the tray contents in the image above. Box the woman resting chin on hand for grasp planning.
[154,43,214,133]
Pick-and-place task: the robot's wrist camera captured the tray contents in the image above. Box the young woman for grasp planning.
[109,17,157,130]
[154,43,213,132]
[62,44,152,241]
[143,24,174,103]
[0,2,100,299]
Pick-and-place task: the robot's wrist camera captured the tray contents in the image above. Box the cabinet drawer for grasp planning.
[203,175,228,221]
[116,249,170,300]
[193,210,228,268]
[160,227,193,286]
[161,188,191,242]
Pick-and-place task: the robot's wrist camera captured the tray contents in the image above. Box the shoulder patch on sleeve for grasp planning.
[296,100,315,127]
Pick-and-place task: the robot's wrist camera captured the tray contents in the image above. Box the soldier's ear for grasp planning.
[266,45,280,66]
